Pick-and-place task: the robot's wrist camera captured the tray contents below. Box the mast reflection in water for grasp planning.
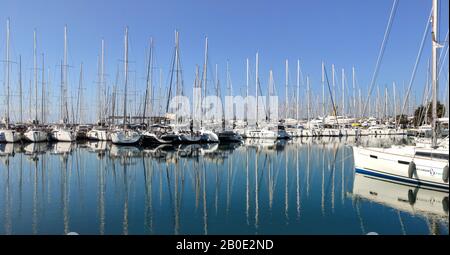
[0,136,447,235]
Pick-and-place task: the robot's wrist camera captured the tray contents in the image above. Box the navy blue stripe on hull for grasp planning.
[355,168,449,191]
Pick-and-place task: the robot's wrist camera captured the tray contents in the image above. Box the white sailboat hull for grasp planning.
[0,129,21,143]
[111,130,141,144]
[320,129,341,137]
[244,129,278,139]
[366,128,406,136]
[52,128,77,142]
[353,146,449,191]
[87,129,110,141]
[24,130,48,142]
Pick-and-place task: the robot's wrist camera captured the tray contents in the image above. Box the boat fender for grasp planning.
[443,197,449,213]
[443,165,449,183]
[408,189,417,205]
[408,161,416,178]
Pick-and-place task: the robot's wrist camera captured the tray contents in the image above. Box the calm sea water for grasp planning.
[0,136,448,235]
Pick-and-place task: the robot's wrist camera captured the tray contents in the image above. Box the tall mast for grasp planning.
[218,63,221,124]
[170,31,180,125]
[377,86,380,119]
[78,63,84,124]
[202,37,208,101]
[216,63,219,124]
[297,59,300,120]
[111,66,119,125]
[268,69,273,121]
[352,67,356,118]
[384,86,388,121]
[307,76,310,124]
[100,38,105,123]
[332,64,335,113]
[358,88,362,118]
[159,68,163,116]
[123,26,129,126]
[47,68,50,123]
[64,25,68,124]
[255,52,259,127]
[60,60,64,123]
[215,63,218,96]
[342,68,345,117]
[143,37,153,124]
[5,19,10,127]
[149,38,154,122]
[245,58,249,123]
[34,29,38,123]
[19,55,23,123]
[41,54,45,123]
[321,61,325,117]
[29,79,31,121]
[193,65,200,124]
[201,37,208,127]
[431,0,439,147]
[285,59,288,119]
[393,82,397,128]
[246,58,249,98]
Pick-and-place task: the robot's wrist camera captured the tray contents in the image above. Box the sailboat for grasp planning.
[353,0,449,192]
[110,27,141,145]
[51,26,77,142]
[0,19,21,143]
[215,62,243,143]
[244,53,278,139]
[140,38,164,144]
[24,30,48,142]
[87,39,111,141]
[194,37,219,143]
[147,32,187,144]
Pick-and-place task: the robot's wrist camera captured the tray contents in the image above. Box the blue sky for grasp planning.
[1,0,449,122]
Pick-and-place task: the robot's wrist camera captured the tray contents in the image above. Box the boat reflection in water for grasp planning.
[353,173,448,232]
[0,136,447,235]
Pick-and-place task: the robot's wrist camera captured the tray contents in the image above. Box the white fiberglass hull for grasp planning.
[200,130,219,143]
[0,129,21,143]
[244,129,278,139]
[87,129,110,141]
[52,128,77,142]
[320,129,341,137]
[24,130,48,142]
[367,128,405,136]
[353,145,449,191]
[111,130,141,144]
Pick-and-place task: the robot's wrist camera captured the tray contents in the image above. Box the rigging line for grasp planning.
[165,45,177,113]
[397,7,433,125]
[362,0,398,117]
[437,30,449,67]
[438,39,448,78]
[421,65,435,125]
[257,78,269,121]
[323,65,339,125]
